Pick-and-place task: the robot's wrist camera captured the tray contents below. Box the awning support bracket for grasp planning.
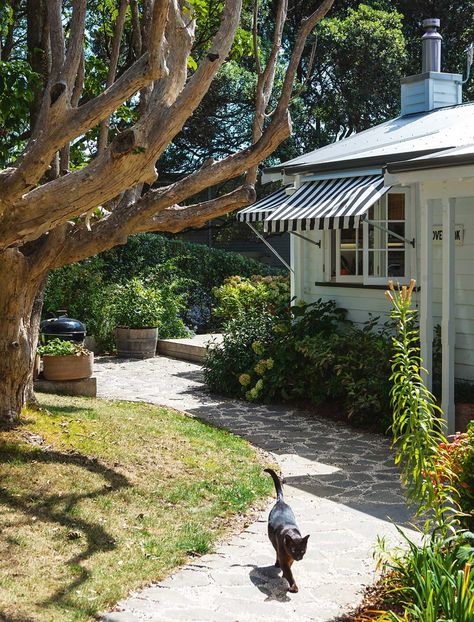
[246,222,294,273]
[365,219,415,248]
[290,231,321,248]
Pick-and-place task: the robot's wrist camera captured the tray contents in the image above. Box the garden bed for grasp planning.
[0,393,273,621]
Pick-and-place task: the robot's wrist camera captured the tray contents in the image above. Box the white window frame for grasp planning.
[327,187,414,286]
[363,187,413,285]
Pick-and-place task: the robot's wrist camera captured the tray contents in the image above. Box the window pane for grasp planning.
[368,250,387,277]
[340,228,356,250]
[388,222,405,248]
[368,223,375,249]
[388,194,405,220]
[369,224,387,250]
[388,251,405,277]
[341,251,357,275]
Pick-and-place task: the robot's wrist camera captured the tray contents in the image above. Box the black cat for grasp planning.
[264,468,309,593]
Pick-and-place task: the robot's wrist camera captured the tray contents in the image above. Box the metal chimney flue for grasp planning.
[422,18,442,72]
[401,17,462,115]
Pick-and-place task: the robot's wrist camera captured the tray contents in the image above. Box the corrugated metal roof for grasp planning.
[267,102,474,175]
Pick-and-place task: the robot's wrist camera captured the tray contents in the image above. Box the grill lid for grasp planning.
[40,311,86,335]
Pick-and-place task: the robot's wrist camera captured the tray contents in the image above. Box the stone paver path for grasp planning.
[96,356,413,622]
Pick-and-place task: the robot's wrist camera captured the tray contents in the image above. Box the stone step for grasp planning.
[157,334,223,364]
[35,376,97,397]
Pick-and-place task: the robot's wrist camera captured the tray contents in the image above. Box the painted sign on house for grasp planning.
[432,224,464,245]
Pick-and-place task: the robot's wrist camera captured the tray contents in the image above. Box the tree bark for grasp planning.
[24,277,48,408]
[97,0,129,153]
[0,250,47,426]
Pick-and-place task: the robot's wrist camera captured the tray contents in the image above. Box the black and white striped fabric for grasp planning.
[236,188,289,223]
[264,175,391,232]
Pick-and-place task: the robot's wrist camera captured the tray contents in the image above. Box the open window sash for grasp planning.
[362,188,413,285]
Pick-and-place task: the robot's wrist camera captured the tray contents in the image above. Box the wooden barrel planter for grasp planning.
[115,327,158,359]
[42,352,94,381]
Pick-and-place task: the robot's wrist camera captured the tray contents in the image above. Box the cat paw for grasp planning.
[288,584,299,593]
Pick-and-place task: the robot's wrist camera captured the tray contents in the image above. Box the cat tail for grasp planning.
[264,468,284,501]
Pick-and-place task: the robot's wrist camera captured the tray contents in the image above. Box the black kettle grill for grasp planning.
[40,310,86,344]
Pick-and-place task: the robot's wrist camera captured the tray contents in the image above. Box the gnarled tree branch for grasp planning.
[97,0,130,153]
[46,111,290,268]
[247,0,288,185]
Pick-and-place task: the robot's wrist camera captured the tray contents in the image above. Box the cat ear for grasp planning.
[302,534,310,543]
[284,534,294,547]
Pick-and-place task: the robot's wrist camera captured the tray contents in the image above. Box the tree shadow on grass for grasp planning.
[0,441,130,614]
[0,611,36,622]
[37,404,97,416]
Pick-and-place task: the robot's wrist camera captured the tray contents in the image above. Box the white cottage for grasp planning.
[238,19,474,433]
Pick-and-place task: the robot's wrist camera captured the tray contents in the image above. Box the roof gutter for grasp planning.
[264,148,452,176]
[387,151,474,174]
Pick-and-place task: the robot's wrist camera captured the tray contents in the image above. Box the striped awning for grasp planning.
[236,188,289,223]
[264,175,391,232]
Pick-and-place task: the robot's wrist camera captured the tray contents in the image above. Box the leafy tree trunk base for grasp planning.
[0,250,45,427]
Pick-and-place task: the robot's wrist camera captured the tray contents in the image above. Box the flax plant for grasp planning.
[375,530,474,622]
[385,279,458,533]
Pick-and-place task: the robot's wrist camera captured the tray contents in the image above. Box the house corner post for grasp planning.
[420,188,433,390]
[441,195,456,435]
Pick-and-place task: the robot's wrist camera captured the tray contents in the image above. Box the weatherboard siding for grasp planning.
[294,194,474,381]
[428,196,474,380]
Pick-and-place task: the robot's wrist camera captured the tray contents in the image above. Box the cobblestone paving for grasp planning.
[96,356,413,622]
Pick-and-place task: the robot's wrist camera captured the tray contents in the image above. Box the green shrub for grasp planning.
[213,275,289,324]
[44,234,281,340]
[203,310,276,397]
[239,300,347,403]
[204,298,393,430]
[38,338,90,357]
[98,233,280,288]
[442,424,474,530]
[105,278,164,330]
[45,256,106,337]
[96,278,188,350]
[295,319,393,429]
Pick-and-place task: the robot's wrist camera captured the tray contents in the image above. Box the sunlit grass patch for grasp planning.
[0,393,273,621]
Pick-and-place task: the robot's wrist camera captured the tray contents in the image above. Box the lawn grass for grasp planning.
[0,393,273,622]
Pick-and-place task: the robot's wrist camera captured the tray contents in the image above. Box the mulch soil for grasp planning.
[331,576,404,621]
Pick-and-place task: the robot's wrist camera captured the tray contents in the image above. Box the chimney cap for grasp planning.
[423,18,440,29]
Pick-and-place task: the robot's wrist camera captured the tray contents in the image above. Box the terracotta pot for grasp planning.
[115,327,158,359]
[455,403,474,433]
[42,352,94,381]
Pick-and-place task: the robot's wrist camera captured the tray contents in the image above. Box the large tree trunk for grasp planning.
[0,250,45,426]
[24,278,48,408]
